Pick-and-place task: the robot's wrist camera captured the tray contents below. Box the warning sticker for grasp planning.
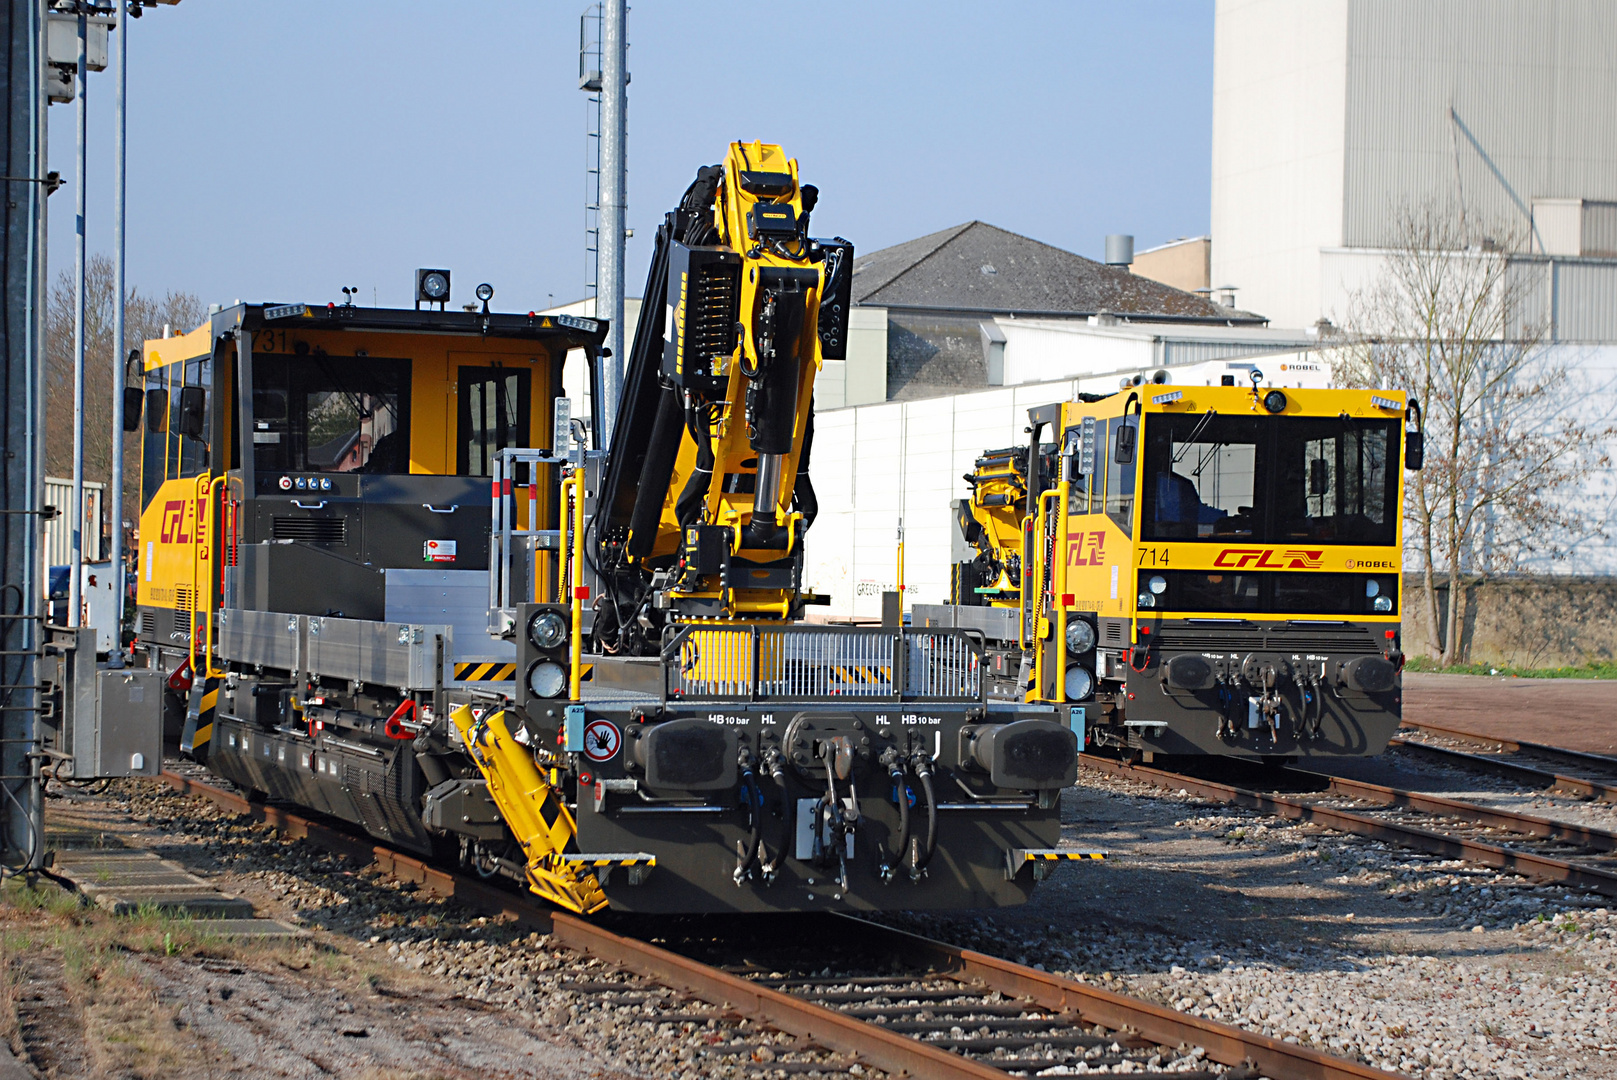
[582,718,621,763]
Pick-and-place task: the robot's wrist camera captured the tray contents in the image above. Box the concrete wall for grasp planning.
[807,380,1085,620]
[1131,237,1211,294]
[1211,0,1349,330]
[1403,575,1617,667]
[817,306,888,409]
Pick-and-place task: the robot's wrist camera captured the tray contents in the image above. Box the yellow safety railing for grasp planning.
[1030,488,1060,702]
[564,470,585,701]
[190,474,229,679]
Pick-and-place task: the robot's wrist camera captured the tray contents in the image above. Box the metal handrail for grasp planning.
[487,447,569,617]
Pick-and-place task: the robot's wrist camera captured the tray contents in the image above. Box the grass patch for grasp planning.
[1403,656,1617,680]
[0,873,369,1076]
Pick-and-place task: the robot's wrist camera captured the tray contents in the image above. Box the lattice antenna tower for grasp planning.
[580,5,602,292]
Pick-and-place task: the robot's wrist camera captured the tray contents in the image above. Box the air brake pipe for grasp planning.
[879,749,910,884]
[760,746,788,882]
[734,750,763,885]
[909,754,937,880]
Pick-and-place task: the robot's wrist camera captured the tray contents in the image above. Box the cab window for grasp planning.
[251,355,411,474]
[458,367,530,476]
[1104,415,1138,531]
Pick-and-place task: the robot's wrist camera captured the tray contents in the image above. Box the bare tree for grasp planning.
[45,254,206,522]
[1333,205,1616,664]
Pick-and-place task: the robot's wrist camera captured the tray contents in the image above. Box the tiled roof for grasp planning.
[852,221,1248,320]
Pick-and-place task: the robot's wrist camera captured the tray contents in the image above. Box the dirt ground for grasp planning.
[1403,672,1617,754]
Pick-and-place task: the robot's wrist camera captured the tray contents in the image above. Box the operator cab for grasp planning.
[134,300,606,667]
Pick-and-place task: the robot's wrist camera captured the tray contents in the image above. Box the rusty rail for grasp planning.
[1391,726,1617,804]
[1080,755,1617,898]
[159,769,1407,1080]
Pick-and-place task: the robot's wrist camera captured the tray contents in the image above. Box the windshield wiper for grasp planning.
[1171,410,1218,464]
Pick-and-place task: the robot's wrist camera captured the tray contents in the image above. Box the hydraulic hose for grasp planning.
[879,750,910,884]
[760,747,788,881]
[733,754,763,885]
[674,400,718,529]
[909,754,938,881]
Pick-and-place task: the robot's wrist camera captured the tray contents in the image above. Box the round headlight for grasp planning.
[422,271,449,300]
[1263,389,1288,414]
[1065,619,1096,655]
[475,282,495,303]
[1064,665,1094,701]
[1373,595,1393,613]
[1137,592,1156,609]
[527,660,567,699]
[1366,578,1381,598]
[1147,574,1168,595]
[528,609,568,651]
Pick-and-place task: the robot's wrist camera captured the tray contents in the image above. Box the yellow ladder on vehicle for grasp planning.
[449,703,608,914]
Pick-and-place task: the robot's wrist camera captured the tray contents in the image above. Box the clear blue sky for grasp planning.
[48,1,1214,316]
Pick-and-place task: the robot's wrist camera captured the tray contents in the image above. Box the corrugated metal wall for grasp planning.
[1583,203,1617,258]
[43,478,105,566]
[1553,261,1617,343]
[1342,1,1617,248]
[1157,339,1304,368]
[807,380,1080,619]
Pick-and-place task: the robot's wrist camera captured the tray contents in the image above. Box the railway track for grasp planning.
[154,768,1405,1080]
[1080,754,1617,899]
[1394,720,1617,803]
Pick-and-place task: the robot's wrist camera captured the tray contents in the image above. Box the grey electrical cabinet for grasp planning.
[43,627,163,779]
[88,669,163,778]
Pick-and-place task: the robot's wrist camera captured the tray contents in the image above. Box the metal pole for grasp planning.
[597,0,626,443]
[2,0,48,870]
[68,9,87,628]
[109,3,126,661]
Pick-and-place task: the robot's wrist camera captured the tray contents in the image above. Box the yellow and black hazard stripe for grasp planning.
[454,662,518,682]
[1006,847,1106,879]
[832,665,887,686]
[180,675,220,761]
[551,852,657,869]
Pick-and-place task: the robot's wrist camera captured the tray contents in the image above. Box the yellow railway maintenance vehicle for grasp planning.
[136,143,1089,916]
[922,372,1422,760]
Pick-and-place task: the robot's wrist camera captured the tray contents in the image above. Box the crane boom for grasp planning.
[593,142,852,653]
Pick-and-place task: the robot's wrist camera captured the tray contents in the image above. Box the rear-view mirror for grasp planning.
[1309,458,1330,496]
[1113,423,1136,465]
[1406,430,1424,471]
[176,386,207,439]
[122,387,144,432]
[145,388,168,433]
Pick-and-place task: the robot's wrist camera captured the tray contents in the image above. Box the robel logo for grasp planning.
[1213,547,1324,569]
[1346,558,1398,570]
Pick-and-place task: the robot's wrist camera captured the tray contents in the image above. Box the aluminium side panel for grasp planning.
[304,616,451,690]
[217,607,304,670]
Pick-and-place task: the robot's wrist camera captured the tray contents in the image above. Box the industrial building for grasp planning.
[1210,0,1617,338]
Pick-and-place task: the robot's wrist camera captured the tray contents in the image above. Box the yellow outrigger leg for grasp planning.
[449,703,609,914]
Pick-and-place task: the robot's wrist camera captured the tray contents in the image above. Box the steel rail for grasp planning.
[1400,719,1617,766]
[1079,755,1617,898]
[829,916,1405,1080]
[158,770,1406,1080]
[1390,729,1617,804]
